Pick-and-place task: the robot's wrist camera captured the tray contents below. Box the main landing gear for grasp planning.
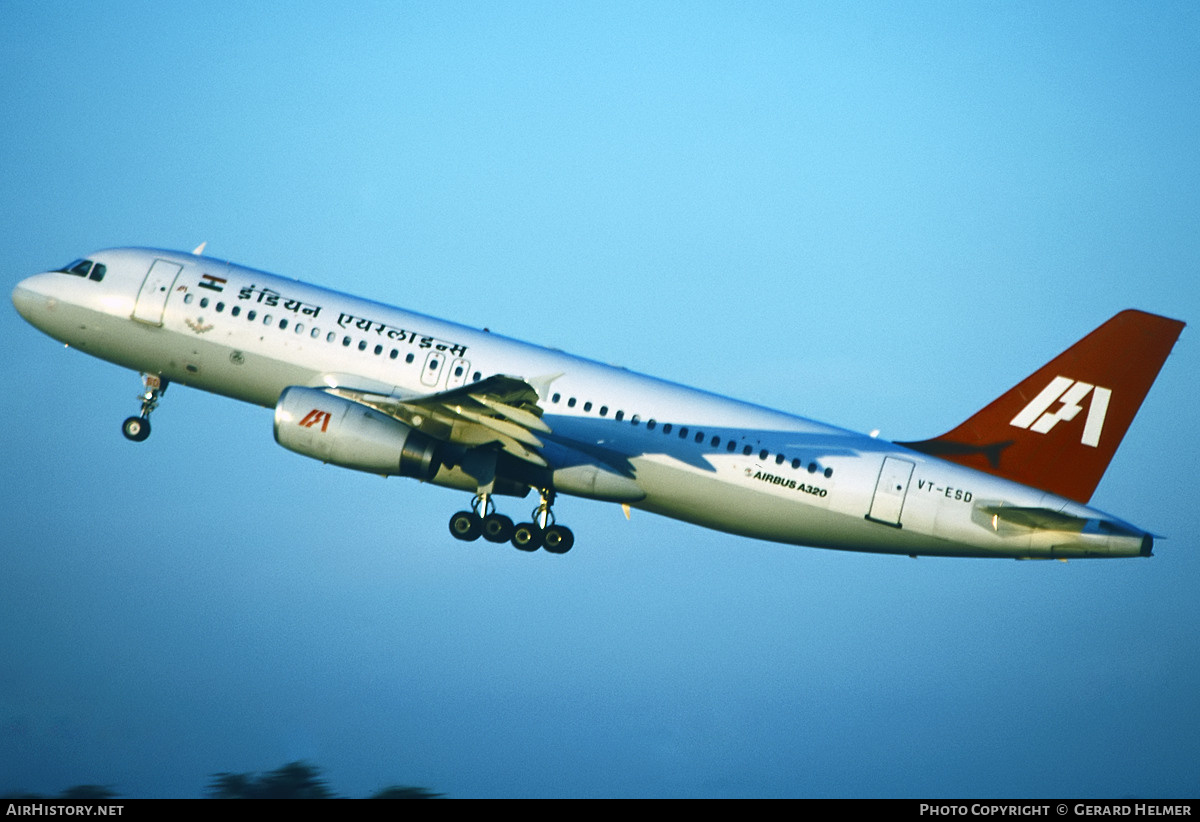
[449,488,575,554]
[122,373,167,442]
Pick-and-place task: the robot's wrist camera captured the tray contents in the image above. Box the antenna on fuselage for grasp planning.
[192,242,208,256]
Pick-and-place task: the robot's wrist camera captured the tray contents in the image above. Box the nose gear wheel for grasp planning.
[122,373,167,442]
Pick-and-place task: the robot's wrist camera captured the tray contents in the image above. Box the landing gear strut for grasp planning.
[122,373,167,442]
[448,487,574,554]
[513,489,575,554]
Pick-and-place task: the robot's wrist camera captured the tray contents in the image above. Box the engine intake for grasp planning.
[274,386,441,479]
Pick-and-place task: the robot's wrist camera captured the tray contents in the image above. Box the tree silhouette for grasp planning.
[58,785,119,800]
[5,761,441,798]
[0,785,119,800]
[369,785,443,799]
[207,761,333,799]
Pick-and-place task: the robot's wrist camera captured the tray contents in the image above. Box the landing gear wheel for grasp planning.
[511,523,542,552]
[122,416,150,442]
[449,511,481,541]
[482,513,514,543]
[542,525,575,554]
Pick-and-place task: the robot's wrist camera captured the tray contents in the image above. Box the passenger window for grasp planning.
[263,314,273,325]
[663,423,672,434]
[406,353,415,363]
[584,402,592,412]
[183,293,194,305]
[216,302,225,312]
[343,336,351,346]
[231,306,241,317]
[775,454,785,465]
[200,297,209,308]
[278,318,287,330]
[696,432,704,444]
[727,441,736,452]
[568,398,576,408]
[326,331,335,342]
[389,349,398,359]
[615,410,624,421]
[358,340,367,351]
[792,458,801,470]
[743,445,752,456]
[679,427,688,439]
[647,419,656,430]
[247,310,257,321]
[759,449,769,460]
[374,344,383,355]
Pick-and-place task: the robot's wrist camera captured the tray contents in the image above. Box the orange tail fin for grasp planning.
[900,310,1185,503]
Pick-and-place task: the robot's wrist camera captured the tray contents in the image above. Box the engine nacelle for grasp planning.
[274,386,441,479]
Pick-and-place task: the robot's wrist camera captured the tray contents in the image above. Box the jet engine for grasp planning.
[274,386,441,479]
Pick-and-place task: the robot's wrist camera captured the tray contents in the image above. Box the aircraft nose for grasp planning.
[11,274,58,327]
[11,279,39,322]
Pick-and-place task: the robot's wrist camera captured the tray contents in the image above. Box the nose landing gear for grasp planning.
[122,373,167,442]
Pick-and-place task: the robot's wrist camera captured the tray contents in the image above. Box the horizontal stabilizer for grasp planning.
[981,506,1090,532]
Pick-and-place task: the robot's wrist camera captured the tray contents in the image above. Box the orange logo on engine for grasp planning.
[298,409,332,432]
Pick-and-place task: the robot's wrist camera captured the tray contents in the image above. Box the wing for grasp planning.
[325,374,553,466]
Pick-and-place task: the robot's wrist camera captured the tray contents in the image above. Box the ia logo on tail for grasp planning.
[1010,376,1112,447]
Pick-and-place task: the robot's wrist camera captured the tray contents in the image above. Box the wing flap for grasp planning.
[450,404,545,448]
[469,392,552,433]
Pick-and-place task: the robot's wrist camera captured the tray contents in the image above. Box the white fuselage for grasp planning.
[12,247,1150,559]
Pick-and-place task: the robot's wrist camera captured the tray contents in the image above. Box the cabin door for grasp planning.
[867,457,915,527]
[132,259,183,325]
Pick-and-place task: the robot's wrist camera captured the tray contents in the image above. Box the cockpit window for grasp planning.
[61,259,92,277]
[58,259,106,282]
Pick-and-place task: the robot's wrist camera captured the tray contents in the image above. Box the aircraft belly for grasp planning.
[50,305,314,408]
[628,456,950,555]
[627,455,1145,558]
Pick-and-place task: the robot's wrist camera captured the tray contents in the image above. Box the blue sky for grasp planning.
[2,1,1198,798]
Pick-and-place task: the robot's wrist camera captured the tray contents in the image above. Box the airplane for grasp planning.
[11,246,1185,559]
